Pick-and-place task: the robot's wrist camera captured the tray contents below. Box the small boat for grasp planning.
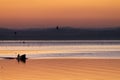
[16,54,27,63]
[0,54,27,63]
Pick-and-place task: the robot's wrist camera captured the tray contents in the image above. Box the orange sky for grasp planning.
[0,0,120,29]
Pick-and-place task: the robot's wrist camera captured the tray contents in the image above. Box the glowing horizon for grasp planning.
[0,0,120,29]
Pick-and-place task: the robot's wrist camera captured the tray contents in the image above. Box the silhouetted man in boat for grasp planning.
[17,54,27,63]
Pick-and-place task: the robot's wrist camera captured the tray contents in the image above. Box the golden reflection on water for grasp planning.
[0,45,120,55]
[0,59,120,80]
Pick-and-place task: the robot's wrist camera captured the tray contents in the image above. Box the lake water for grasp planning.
[0,40,120,59]
[0,40,120,80]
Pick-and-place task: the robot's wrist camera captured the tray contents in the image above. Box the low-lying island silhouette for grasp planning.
[0,27,120,40]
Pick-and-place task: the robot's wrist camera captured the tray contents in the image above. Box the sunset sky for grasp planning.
[0,0,120,29]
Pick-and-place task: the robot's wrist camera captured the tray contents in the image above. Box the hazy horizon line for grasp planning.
[0,26,120,30]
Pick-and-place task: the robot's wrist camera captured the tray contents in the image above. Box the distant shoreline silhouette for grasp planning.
[0,27,120,40]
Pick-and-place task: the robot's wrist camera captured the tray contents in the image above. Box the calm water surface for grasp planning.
[0,40,120,58]
[0,40,120,80]
[0,59,120,80]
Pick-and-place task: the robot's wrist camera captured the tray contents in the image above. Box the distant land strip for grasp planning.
[0,27,120,40]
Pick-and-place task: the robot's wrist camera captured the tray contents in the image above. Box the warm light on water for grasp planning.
[0,59,120,80]
[0,40,120,58]
[0,40,120,80]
